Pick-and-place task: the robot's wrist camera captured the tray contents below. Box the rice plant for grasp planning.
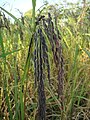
[0,0,90,120]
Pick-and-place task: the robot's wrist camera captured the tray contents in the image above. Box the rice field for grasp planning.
[0,0,90,120]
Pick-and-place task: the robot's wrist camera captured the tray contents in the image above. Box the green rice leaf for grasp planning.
[0,49,22,58]
[83,48,90,58]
